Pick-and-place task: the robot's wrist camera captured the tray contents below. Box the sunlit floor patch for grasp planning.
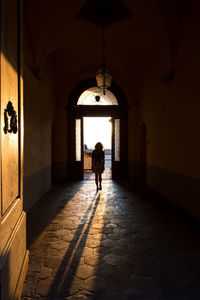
[43,184,108,297]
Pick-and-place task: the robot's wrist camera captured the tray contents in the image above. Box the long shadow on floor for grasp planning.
[47,192,101,297]
[26,181,85,248]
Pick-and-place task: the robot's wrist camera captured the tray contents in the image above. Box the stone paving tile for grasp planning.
[22,180,200,299]
[76,264,95,280]
[96,263,115,278]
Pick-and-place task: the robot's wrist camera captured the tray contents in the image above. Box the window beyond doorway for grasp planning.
[77,87,118,105]
[83,117,112,180]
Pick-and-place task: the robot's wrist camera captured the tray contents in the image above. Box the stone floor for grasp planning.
[22,179,200,299]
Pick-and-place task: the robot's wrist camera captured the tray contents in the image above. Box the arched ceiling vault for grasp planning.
[23,0,196,104]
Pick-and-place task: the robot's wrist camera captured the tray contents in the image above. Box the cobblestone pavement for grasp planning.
[22,180,200,299]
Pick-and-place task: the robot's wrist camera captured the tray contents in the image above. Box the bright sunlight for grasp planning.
[83,117,111,150]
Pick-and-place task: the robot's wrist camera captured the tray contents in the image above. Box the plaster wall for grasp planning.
[128,105,140,179]
[23,61,54,211]
[52,105,68,182]
[139,19,200,219]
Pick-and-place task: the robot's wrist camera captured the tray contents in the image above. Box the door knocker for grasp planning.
[4,101,18,134]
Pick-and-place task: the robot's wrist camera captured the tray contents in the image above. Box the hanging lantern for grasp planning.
[96,64,112,95]
[78,0,132,96]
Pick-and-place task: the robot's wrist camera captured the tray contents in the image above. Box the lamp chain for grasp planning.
[102,24,106,94]
[102,24,105,66]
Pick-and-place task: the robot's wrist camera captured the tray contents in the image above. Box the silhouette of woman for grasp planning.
[92,142,105,191]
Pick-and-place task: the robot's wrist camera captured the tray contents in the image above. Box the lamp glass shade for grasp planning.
[96,66,112,90]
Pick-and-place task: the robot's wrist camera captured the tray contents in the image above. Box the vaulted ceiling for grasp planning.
[23,0,196,104]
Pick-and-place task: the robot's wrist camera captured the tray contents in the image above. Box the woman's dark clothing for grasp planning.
[92,149,105,173]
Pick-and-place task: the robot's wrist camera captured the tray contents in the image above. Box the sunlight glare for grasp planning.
[84,117,111,149]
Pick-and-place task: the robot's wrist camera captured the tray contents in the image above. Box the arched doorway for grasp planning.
[83,116,112,180]
[67,78,128,180]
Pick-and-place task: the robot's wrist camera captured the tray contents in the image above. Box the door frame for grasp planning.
[67,78,128,180]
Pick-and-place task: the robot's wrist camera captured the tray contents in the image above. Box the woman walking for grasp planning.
[92,142,105,191]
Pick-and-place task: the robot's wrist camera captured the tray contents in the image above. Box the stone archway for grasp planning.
[67,78,128,180]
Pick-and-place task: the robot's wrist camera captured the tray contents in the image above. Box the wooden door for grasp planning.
[68,114,84,180]
[111,113,128,180]
[0,1,28,299]
[112,117,121,179]
[74,117,84,179]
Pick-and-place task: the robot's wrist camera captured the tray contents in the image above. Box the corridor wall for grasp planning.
[52,104,68,183]
[23,56,55,211]
[139,14,200,219]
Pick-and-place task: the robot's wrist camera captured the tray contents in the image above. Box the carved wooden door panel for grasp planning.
[0,1,28,299]
[112,117,121,179]
[112,114,128,180]
[68,115,84,180]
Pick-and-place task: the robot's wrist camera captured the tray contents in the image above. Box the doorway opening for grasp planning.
[83,117,112,180]
[67,79,128,180]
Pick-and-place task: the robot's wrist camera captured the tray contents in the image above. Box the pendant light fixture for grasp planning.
[95,24,112,95]
[77,0,132,95]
